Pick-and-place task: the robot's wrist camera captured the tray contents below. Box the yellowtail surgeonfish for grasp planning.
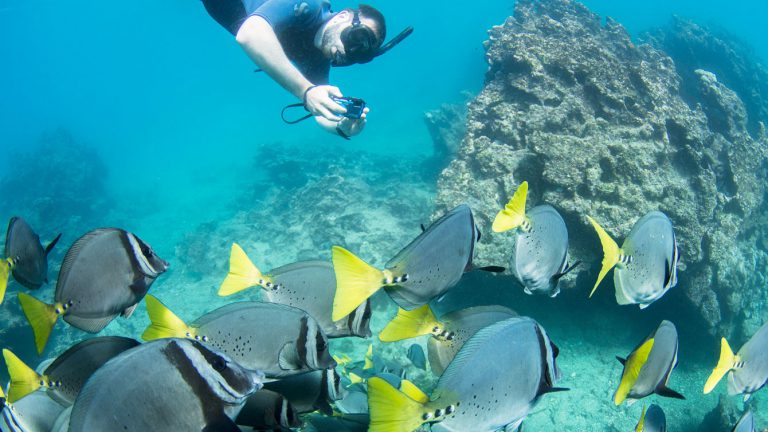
[0,217,61,305]
[68,338,263,432]
[704,321,768,401]
[493,181,579,297]
[378,304,517,375]
[143,295,335,379]
[219,249,372,338]
[368,316,565,432]
[588,211,679,308]
[18,228,168,354]
[2,336,139,406]
[234,389,302,431]
[332,204,503,321]
[635,404,666,432]
[1,387,65,432]
[614,320,684,405]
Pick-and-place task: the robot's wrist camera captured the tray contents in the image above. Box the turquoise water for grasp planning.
[1,0,768,430]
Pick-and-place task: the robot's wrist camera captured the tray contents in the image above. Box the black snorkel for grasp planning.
[281,12,413,125]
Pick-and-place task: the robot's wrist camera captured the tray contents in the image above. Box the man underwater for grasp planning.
[201,0,412,139]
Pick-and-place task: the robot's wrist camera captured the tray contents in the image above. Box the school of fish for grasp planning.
[0,180,762,431]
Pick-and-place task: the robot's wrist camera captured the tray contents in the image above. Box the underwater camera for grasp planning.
[331,96,366,119]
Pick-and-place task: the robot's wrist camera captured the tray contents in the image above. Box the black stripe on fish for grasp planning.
[534,323,554,395]
[162,340,228,425]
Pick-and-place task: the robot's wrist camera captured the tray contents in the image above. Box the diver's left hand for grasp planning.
[338,107,370,137]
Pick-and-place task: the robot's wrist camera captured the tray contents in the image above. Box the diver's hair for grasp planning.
[358,4,386,44]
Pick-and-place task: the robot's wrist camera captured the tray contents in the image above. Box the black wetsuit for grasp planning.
[202,0,334,83]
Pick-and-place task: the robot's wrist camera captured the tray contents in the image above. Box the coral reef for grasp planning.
[432,0,768,339]
[423,100,468,169]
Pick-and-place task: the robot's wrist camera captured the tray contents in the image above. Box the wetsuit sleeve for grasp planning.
[251,0,324,31]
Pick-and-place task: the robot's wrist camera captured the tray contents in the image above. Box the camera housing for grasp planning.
[331,96,366,119]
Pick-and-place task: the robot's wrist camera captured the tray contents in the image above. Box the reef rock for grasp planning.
[433,0,768,338]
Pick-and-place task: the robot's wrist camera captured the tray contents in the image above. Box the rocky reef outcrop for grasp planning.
[433,0,768,339]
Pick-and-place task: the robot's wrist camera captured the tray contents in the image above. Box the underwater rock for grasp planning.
[424,101,467,167]
[432,0,768,339]
[699,394,743,431]
[643,17,768,138]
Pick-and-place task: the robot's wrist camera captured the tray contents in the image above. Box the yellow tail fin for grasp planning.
[218,243,266,296]
[614,338,655,405]
[331,246,386,321]
[2,349,43,404]
[379,305,440,342]
[368,376,428,432]
[399,380,429,404]
[364,344,374,370]
[0,258,12,305]
[587,216,621,298]
[704,338,738,394]
[142,295,194,341]
[635,404,647,432]
[492,181,528,233]
[348,372,364,385]
[17,293,60,354]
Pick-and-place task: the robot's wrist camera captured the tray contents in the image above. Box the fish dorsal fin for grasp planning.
[586,216,622,298]
[635,404,647,432]
[44,233,62,256]
[704,337,738,394]
[399,379,429,404]
[141,295,194,341]
[218,243,270,296]
[331,246,386,321]
[655,385,685,400]
[3,349,44,403]
[493,181,528,233]
[367,376,428,432]
[379,305,440,342]
[614,338,655,405]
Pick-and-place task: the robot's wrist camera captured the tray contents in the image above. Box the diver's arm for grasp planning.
[236,15,343,121]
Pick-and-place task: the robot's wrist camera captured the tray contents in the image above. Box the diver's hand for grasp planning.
[304,85,345,122]
[337,107,370,137]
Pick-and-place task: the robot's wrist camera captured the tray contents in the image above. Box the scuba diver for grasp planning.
[201,0,412,139]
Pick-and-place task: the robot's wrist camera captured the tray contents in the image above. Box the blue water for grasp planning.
[1,0,768,430]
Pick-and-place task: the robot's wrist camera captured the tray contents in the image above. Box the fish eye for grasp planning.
[212,356,228,372]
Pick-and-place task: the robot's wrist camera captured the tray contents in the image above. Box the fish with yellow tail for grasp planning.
[369,316,565,432]
[379,304,516,375]
[142,295,335,379]
[704,321,768,401]
[587,211,679,308]
[0,217,61,305]
[1,384,66,432]
[635,404,666,432]
[492,181,579,297]
[18,228,168,354]
[614,320,684,405]
[2,337,138,406]
[331,204,503,321]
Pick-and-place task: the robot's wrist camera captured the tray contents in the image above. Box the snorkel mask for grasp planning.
[334,8,413,66]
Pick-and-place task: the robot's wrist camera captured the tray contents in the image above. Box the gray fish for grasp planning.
[263,368,345,415]
[407,344,426,370]
[368,316,564,432]
[705,321,768,400]
[143,296,335,379]
[379,304,517,376]
[18,228,169,354]
[510,205,578,297]
[614,320,684,405]
[1,391,65,432]
[267,260,372,338]
[50,406,71,432]
[733,410,755,432]
[234,389,301,430]
[3,336,140,406]
[589,211,679,308]
[334,387,369,415]
[69,338,262,432]
[332,204,496,321]
[3,216,61,290]
[636,404,666,432]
